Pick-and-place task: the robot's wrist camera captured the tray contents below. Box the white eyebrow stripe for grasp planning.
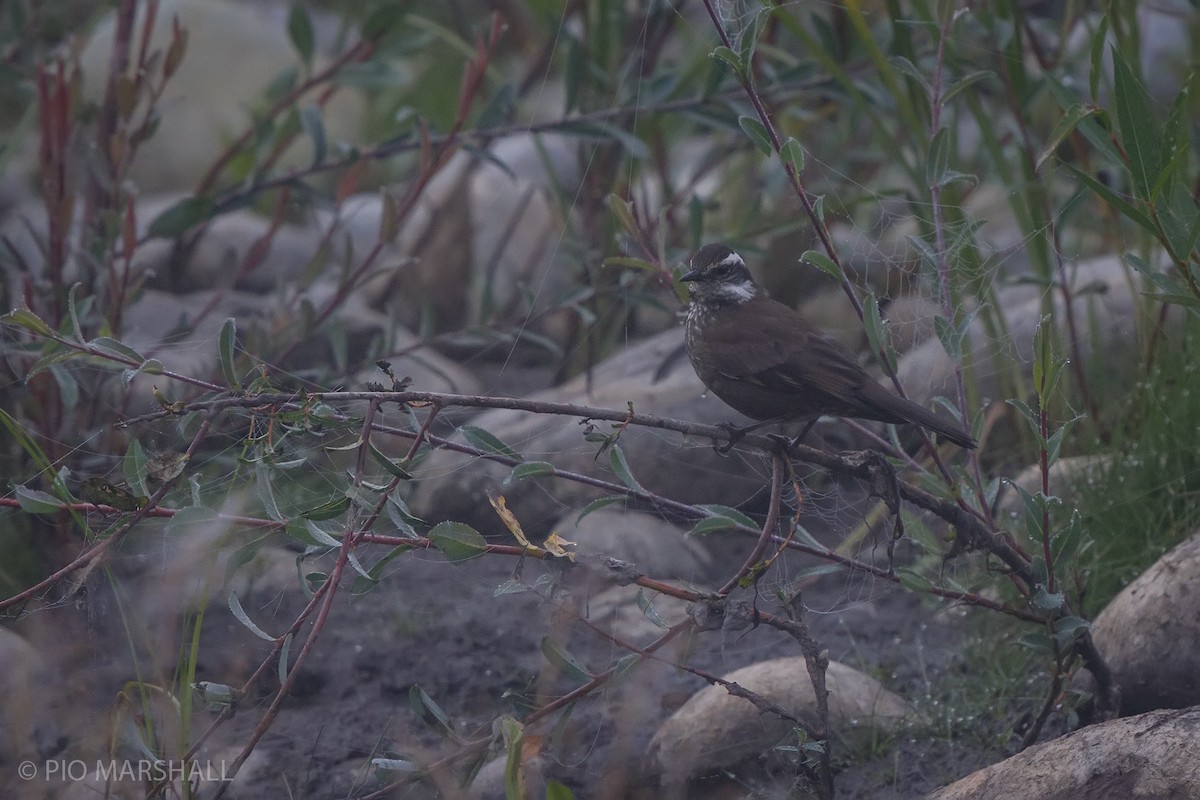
[717,252,744,268]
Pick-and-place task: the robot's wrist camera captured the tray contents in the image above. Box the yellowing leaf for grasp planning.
[542,532,576,561]
[489,493,534,550]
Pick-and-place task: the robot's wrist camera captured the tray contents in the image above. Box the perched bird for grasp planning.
[680,243,976,449]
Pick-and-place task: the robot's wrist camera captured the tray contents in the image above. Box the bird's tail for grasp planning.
[859,383,977,449]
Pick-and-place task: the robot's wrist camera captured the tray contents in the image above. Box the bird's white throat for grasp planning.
[712,279,758,303]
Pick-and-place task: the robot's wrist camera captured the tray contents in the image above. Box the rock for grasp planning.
[928,707,1200,800]
[132,198,326,293]
[325,135,577,344]
[118,285,479,410]
[77,0,363,192]
[1079,530,1200,714]
[561,507,713,584]
[896,254,1157,413]
[0,628,59,770]
[581,585,693,647]
[469,751,547,800]
[993,455,1110,544]
[408,327,835,535]
[649,658,916,795]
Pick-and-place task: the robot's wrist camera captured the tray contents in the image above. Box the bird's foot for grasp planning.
[714,422,750,455]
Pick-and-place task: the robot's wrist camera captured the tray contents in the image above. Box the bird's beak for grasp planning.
[679,268,702,282]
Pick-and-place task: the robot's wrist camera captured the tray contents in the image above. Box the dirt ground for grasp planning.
[11,476,1016,800]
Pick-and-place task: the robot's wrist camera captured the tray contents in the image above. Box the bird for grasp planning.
[679,243,977,450]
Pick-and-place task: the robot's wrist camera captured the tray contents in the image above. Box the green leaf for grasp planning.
[89,336,145,366]
[1044,78,1123,166]
[147,195,216,238]
[1030,585,1065,611]
[1036,103,1103,173]
[278,632,293,684]
[369,442,413,479]
[896,568,933,591]
[475,82,516,130]
[738,115,773,156]
[509,461,556,482]
[409,685,455,737]
[0,307,54,337]
[800,250,843,281]
[546,779,576,800]
[301,493,351,520]
[942,70,994,105]
[255,461,283,522]
[689,515,742,535]
[1062,163,1156,234]
[164,505,219,536]
[779,136,805,175]
[608,445,645,494]
[362,3,406,40]
[287,3,314,67]
[710,45,744,77]
[300,104,326,167]
[428,521,487,562]
[576,495,625,523]
[696,504,758,529]
[218,318,240,390]
[1156,176,1200,261]
[862,291,894,372]
[14,485,64,514]
[1110,47,1163,199]
[460,425,523,462]
[123,439,149,497]
[228,591,274,641]
[1088,14,1109,103]
[540,637,592,682]
[925,127,951,189]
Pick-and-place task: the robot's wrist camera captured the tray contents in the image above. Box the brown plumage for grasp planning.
[680,243,976,449]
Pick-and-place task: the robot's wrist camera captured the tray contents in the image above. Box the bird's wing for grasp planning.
[699,299,870,397]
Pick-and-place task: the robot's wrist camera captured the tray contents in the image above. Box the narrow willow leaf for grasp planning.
[800,250,843,281]
[228,591,274,641]
[90,336,145,365]
[1110,46,1163,199]
[460,425,523,462]
[608,445,645,494]
[278,632,293,684]
[0,307,54,336]
[287,3,314,68]
[689,515,742,535]
[123,439,149,497]
[576,495,624,523]
[862,292,895,372]
[696,504,758,529]
[218,318,240,390]
[369,442,413,479]
[509,461,556,482]
[540,637,591,682]
[1036,103,1102,173]
[300,103,326,166]
[409,685,455,736]
[147,195,215,238]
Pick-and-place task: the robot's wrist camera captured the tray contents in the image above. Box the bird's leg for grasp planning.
[767,418,819,453]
